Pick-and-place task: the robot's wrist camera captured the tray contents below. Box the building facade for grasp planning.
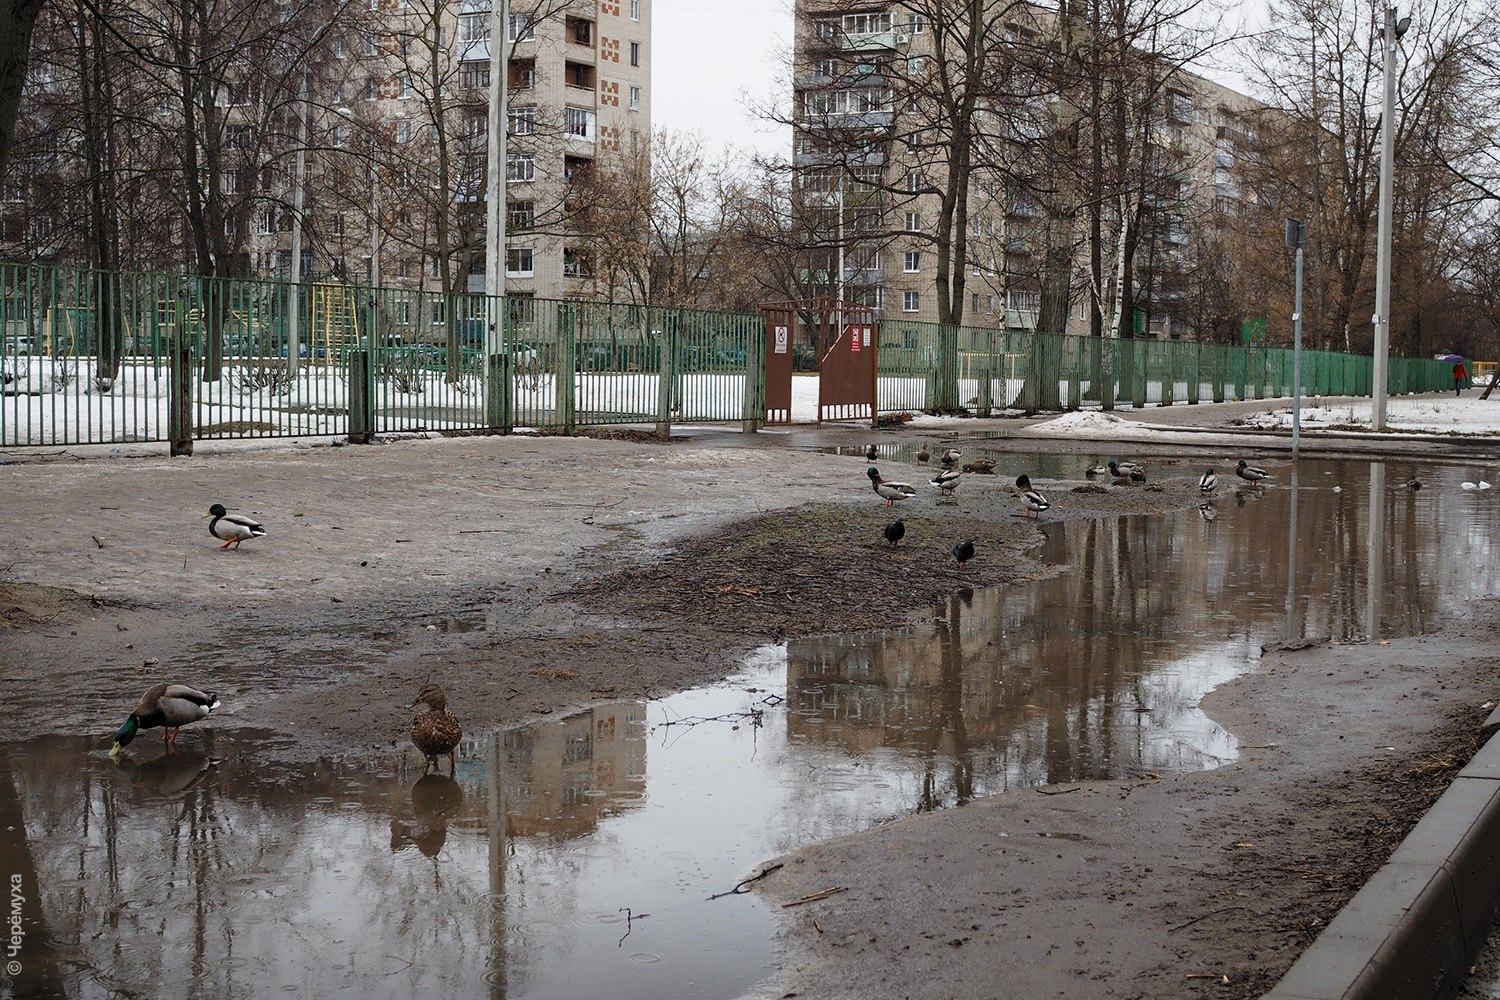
[790,1,1264,340]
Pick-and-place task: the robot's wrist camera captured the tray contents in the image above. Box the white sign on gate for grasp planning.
[774,325,789,354]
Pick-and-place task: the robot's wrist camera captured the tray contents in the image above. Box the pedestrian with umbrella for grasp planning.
[1444,354,1468,395]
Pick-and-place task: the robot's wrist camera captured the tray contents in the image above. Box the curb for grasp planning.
[1261,711,1500,999]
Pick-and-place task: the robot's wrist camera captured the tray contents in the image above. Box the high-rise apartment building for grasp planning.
[790,1,1262,339]
[249,0,652,301]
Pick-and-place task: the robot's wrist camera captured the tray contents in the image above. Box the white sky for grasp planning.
[651,0,795,159]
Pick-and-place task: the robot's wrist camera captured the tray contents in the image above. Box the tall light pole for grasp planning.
[1286,218,1306,456]
[1370,5,1409,431]
[287,76,309,375]
[483,0,509,360]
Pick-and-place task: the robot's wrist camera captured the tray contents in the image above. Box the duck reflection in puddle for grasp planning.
[112,750,216,796]
[390,773,463,858]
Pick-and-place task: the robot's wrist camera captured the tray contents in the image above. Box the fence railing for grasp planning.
[0,260,1457,448]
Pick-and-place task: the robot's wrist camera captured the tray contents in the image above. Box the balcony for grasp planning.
[842,29,902,51]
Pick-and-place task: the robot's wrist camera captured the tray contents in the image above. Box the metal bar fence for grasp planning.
[0,260,1465,447]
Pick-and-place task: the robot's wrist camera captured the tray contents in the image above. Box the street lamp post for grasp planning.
[1371,5,1409,431]
[484,0,509,360]
[1286,217,1306,456]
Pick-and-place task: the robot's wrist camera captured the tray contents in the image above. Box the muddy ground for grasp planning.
[3,426,1497,998]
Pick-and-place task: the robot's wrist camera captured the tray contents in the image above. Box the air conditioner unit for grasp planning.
[895,33,911,43]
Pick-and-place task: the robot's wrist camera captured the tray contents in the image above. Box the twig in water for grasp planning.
[617,907,650,947]
[91,535,104,549]
[1035,786,1080,796]
[708,863,783,900]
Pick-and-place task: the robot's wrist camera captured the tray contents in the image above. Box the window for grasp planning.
[505,247,534,276]
[398,73,413,99]
[906,56,925,74]
[507,154,534,182]
[332,213,345,236]
[907,13,927,32]
[903,291,920,312]
[629,41,640,66]
[629,86,640,111]
[364,33,379,56]
[630,0,639,18]
[904,211,921,232]
[431,297,446,324]
[510,105,535,135]
[563,248,592,278]
[459,12,489,50]
[903,251,920,272]
[396,119,413,143]
[903,169,922,193]
[564,106,595,140]
[459,62,490,89]
[507,200,534,228]
[507,13,535,41]
[843,12,893,34]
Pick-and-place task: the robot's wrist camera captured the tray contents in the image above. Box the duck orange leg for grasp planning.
[219,539,235,549]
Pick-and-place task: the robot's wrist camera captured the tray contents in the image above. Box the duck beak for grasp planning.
[201,512,212,519]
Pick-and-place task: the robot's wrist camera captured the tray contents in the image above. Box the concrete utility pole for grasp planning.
[288,76,309,374]
[483,0,509,358]
[1286,218,1306,456]
[1371,5,1409,431]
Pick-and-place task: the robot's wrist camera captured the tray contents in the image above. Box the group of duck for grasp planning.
[107,503,463,774]
[866,447,1276,566]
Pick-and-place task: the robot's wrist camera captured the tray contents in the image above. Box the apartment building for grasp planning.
[250,0,652,302]
[791,1,1262,339]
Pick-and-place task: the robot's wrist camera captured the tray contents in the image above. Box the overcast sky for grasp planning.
[651,0,796,159]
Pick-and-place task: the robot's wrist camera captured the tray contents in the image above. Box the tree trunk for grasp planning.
[0,0,45,185]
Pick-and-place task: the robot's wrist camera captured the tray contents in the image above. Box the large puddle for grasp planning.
[4,458,1500,998]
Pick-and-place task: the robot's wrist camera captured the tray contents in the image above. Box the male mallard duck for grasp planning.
[940,448,961,468]
[1407,479,1422,491]
[411,683,462,774]
[1016,474,1050,518]
[1199,468,1218,494]
[1108,460,1144,483]
[884,518,905,548]
[1235,459,1270,483]
[1085,463,1109,478]
[916,446,931,464]
[962,458,996,474]
[868,467,918,507]
[930,468,962,496]
[952,539,976,567]
[204,503,266,550]
[865,443,879,461]
[1199,501,1217,522]
[111,683,220,754]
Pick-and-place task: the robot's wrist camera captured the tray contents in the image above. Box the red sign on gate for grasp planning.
[849,325,861,352]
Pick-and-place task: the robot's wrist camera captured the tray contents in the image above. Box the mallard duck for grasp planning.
[111,683,220,754]
[865,443,879,461]
[1235,459,1270,483]
[1016,475,1049,518]
[868,467,917,507]
[1199,468,1218,494]
[1085,463,1109,478]
[1407,479,1422,491]
[952,539,976,567]
[1199,501,1217,522]
[204,503,266,550]
[1108,460,1145,483]
[940,448,961,468]
[916,446,931,464]
[884,518,905,548]
[411,683,462,774]
[930,468,962,496]
[962,458,996,474]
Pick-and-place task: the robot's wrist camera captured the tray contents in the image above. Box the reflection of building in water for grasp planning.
[501,702,647,840]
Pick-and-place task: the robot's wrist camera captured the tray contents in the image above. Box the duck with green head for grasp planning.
[111,683,221,755]
[204,503,266,550]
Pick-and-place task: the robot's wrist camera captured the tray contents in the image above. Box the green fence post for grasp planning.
[168,291,193,456]
[742,316,763,433]
[656,313,676,435]
[348,348,373,444]
[977,326,994,416]
[1188,342,1200,404]
[559,302,577,433]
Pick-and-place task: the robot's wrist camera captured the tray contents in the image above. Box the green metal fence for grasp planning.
[0,260,1460,449]
[873,320,1451,414]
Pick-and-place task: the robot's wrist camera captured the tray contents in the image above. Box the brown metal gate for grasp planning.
[759,297,878,427]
